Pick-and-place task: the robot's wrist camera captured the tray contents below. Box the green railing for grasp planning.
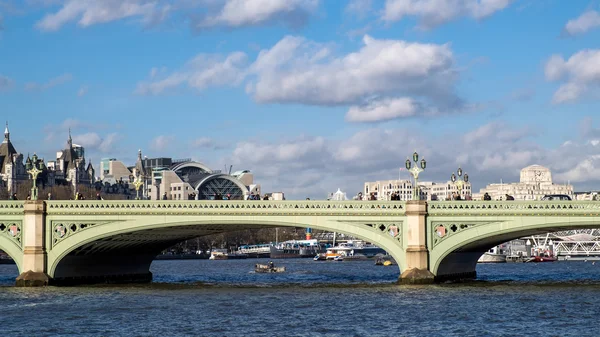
[428,201,600,216]
[44,200,407,216]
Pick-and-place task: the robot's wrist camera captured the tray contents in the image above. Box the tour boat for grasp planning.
[325,241,386,260]
[269,239,324,259]
[527,255,557,262]
[477,247,507,263]
[208,249,248,260]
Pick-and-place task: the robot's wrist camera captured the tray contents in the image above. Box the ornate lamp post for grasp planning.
[132,175,144,200]
[451,167,469,200]
[28,161,43,201]
[405,151,426,200]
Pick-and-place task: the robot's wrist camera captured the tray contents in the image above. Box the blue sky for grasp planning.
[1,0,600,199]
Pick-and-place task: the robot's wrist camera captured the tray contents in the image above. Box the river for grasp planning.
[1,259,599,336]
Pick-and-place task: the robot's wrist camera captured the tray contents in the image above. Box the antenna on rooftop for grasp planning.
[229,165,232,175]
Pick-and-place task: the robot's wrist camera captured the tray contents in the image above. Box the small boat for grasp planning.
[375,256,396,266]
[313,254,326,261]
[333,255,343,261]
[255,263,285,273]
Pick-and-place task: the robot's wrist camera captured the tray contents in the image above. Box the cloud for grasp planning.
[35,0,319,32]
[150,135,174,152]
[77,85,88,97]
[545,50,600,104]
[0,74,13,90]
[382,0,514,29]
[25,73,73,91]
[195,0,319,30]
[346,97,429,122]
[35,0,170,32]
[72,132,117,152]
[191,137,227,150]
[345,0,372,19]
[222,118,600,199]
[138,34,467,121]
[564,10,600,36]
[135,52,248,95]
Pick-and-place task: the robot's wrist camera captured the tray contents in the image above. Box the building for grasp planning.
[473,165,573,201]
[98,151,260,200]
[0,123,27,193]
[363,179,472,201]
[46,130,95,190]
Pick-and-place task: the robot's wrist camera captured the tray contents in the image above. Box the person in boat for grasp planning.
[268,261,274,269]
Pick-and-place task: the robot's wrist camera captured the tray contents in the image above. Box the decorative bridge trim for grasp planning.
[428,201,600,216]
[0,221,23,249]
[430,221,496,247]
[45,201,406,216]
[0,201,25,215]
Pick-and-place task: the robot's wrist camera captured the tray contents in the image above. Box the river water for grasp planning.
[1,259,599,336]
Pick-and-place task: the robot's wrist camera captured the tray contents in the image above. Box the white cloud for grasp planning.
[191,137,227,150]
[196,0,319,29]
[222,119,600,199]
[25,73,72,91]
[71,132,119,153]
[345,0,372,19]
[138,34,465,121]
[35,0,170,32]
[382,0,514,29]
[135,52,248,95]
[35,0,319,32]
[0,74,13,90]
[249,35,461,111]
[346,97,422,122]
[150,135,174,152]
[564,10,600,36]
[77,85,88,97]
[545,50,600,104]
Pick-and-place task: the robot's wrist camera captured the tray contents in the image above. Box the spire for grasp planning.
[67,128,73,148]
[138,149,142,160]
[3,121,9,143]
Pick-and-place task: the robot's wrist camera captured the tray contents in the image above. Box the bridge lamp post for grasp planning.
[133,175,144,200]
[28,163,43,201]
[405,151,426,201]
[451,167,469,200]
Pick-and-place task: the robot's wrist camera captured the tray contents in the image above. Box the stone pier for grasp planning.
[399,200,434,284]
[15,201,49,287]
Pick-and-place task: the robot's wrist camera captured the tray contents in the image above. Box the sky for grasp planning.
[1,0,600,199]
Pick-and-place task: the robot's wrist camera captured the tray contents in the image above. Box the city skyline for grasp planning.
[1,1,600,199]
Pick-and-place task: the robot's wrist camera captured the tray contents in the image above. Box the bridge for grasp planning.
[2,200,600,286]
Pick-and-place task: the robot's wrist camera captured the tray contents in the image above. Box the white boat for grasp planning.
[325,240,385,260]
[478,246,507,263]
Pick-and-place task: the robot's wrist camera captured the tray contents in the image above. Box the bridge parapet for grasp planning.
[45,200,406,216]
[428,201,600,216]
[0,201,25,215]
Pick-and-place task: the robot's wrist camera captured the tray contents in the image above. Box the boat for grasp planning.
[313,254,327,261]
[237,244,271,258]
[209,249,248,260]
[325,240,386,260]
[333,255,343,261]
[375,255,396,266]
[269,239,324,259]
[526,255,557,263]
[255,263,285,273]
[477,246,507,263]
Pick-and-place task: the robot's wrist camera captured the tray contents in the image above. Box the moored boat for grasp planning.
[209,249,248,260]
[270,239,324,259]
[325,240,385,260]
[526,255,557,262]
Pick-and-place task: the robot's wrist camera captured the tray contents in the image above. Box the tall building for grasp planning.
[473,165,573,201]
[46,130,95,190]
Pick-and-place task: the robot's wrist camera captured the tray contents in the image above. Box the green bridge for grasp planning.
[2,200,600,286]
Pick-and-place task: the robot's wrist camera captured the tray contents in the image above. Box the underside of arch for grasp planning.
[431,218,600,281]
[48,219,405,285]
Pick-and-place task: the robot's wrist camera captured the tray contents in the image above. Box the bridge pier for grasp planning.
[399,201,434,284]
[16,201,50,287]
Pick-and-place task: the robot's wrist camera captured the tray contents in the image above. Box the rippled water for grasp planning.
[1,259,600,336]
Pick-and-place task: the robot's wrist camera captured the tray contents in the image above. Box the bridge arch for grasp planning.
[46,214,406,283]
[429,215,600,280]
[0,235,22,272]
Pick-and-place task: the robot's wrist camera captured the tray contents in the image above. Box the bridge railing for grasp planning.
[428,200,600,216]
[0,201,25,215]
[44,200,407,215]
